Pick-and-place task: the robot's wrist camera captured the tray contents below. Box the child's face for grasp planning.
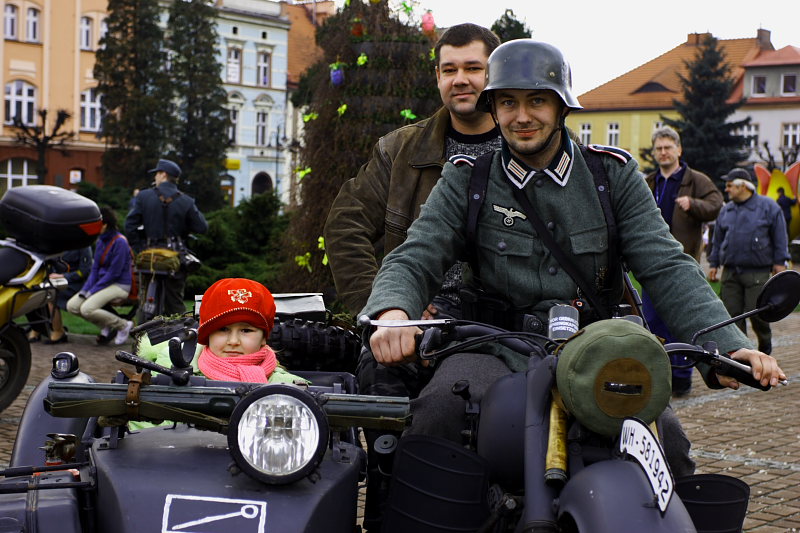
[208,321,267,357]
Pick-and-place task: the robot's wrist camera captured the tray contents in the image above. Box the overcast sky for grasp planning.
[333,0,797,96]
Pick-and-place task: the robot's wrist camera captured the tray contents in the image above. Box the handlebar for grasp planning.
[361,316,784,391]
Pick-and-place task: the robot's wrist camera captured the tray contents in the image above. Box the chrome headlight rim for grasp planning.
[227,384,329,485]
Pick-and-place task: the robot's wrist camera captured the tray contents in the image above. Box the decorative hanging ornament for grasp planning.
[350,18,364,37]
[329,62,345,86]
[421,11,435,35]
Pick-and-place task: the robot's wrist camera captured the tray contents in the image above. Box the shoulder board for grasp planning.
[586,144,632,164]
[448,154,476,167]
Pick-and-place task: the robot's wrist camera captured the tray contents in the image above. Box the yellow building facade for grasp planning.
[1,0,107,192]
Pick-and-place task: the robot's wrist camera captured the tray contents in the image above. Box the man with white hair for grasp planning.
[708,168,789,354]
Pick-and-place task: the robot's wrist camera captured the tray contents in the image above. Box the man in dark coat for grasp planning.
[125,159,208,316]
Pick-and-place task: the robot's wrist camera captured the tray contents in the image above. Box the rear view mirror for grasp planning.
[756,270,800,323]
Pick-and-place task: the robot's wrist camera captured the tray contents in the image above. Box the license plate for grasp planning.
[619,417,674,512]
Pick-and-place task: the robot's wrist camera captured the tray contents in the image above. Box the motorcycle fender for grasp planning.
[92,426,362,533]
[557,460,696,532]
[10,371,95,467]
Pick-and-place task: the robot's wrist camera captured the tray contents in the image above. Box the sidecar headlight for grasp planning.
[228,385,328,485]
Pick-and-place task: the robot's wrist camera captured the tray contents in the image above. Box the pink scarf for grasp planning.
[198,345,278,383]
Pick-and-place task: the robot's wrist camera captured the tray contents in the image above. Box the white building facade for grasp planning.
[215,0,291,206]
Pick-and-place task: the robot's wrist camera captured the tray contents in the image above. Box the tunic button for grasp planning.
[547,221,555,230]
[548,266,558,275]
[535,179,545,187]
[497,241,507,251]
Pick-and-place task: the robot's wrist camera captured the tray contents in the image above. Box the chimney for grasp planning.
[687,32,712,46]
[757,28,774,50]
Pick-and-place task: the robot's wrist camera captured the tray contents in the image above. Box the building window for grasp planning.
[226,47,241,83]
[739,123,759,149]
[0,158,39,195]
[783,123,800,148]
[606,122,620,146]
[26,7,38,42]
[228,108,239,144]
[80,16,92,50]
[257,52,271,87]
[4,80,37,126]
[4,4,18,39]
[99,18,108,48]
[256,111,269,146]
[80,88,103,132]
[579,123,591,145]
[782,74,797,96]
[752,75,767,96]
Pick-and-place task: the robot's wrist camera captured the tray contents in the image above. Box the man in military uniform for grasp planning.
[125,159,208,316]
[362,40,784,477]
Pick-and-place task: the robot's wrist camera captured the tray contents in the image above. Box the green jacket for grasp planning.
[362,141,751,372]
[324,107,451,315]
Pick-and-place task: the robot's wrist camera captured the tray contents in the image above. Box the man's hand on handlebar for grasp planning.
[717,348,786,389]
[369,309,421,366]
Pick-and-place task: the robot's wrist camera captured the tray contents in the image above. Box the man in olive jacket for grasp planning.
[364,40,784,478]
[324,24,501,317]
[645,126,722,262]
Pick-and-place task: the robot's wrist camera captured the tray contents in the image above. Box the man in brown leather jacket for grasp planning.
[643,126,723,396]
[645,126,723,262]
[324,23,501,317]
[323,23,501,532]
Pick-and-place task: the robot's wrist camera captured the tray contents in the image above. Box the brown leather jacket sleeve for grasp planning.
[683,169,723,222]
[324,140,394,315]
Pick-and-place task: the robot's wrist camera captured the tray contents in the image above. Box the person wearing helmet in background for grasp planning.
[361,39,784,479]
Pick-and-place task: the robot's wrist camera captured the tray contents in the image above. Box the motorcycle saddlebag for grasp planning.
[0,185,102,254]
[0,471,82,532]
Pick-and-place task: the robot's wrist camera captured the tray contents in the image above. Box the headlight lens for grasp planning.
[228,385,328,484]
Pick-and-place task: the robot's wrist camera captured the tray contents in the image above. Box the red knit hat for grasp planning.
[197,278,276,345]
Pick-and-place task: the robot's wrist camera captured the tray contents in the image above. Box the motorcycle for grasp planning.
[0,185,102,411]
[0,293,397,532]
[359,269,800,533]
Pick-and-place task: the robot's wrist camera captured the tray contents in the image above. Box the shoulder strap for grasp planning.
[100,234,123,265]
[466,152,493,277]
[510,186,611,319]
[580,145,620,287]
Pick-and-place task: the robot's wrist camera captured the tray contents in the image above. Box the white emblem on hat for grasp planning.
[228,289,252,304]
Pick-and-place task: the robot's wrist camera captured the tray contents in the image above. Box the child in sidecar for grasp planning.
[138,277,302,385]
[195,278,301,384]
[130,278,305,429]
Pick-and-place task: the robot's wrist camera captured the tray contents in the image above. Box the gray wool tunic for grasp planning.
[362,141,751,375]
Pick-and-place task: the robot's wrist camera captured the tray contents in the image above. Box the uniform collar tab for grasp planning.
[500,136,574,189]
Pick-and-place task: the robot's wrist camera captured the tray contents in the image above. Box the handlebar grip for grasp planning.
[715,359,771,391]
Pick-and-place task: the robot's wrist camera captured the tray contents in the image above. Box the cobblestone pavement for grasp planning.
[2,316,800,531]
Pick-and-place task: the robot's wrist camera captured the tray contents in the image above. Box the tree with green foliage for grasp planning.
[661,35,749,187]
[12,108,73,181]
[491,9,532,42]
[186,192,289,297]
[279,1,440,295]
[165,0,229,213]
[94,0,173,188]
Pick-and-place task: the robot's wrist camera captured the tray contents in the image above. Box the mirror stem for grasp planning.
[691,305,770,345]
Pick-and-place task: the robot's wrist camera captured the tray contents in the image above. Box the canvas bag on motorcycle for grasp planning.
[555,319,672,437]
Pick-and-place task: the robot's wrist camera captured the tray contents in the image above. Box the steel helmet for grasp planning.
[477,39,582,112]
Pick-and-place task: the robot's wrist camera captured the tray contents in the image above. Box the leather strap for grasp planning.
[466,152,493,279]
[123,368,151,419]
[510,186,611,320]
